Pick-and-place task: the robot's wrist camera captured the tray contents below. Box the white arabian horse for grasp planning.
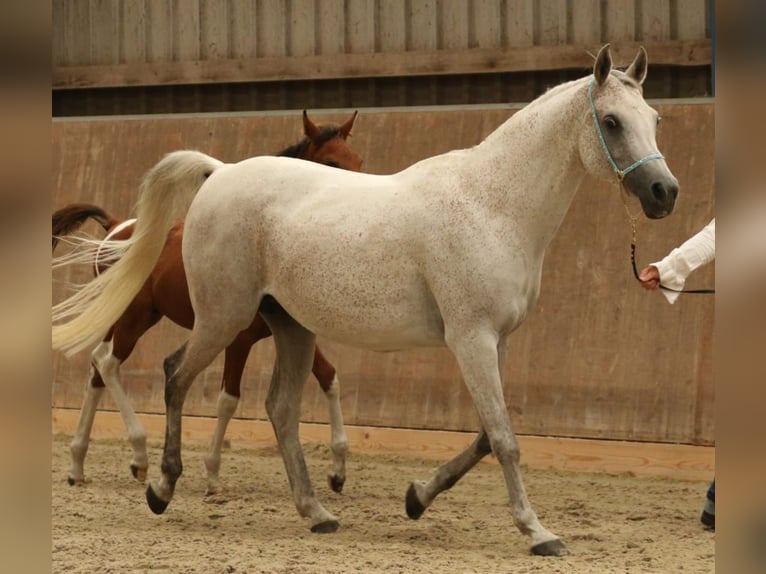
[53,45,677,556]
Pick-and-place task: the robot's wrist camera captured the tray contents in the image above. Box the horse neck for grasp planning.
[468,79,589,253]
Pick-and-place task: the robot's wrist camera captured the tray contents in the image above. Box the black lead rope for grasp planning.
[630,241,715,294]
[621,186,715,295]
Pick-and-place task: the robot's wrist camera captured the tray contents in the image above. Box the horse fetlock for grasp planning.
[405,480,432,519]
[130,463,148,483]
[327,472,345,494]
[204,480,222,497]
[69,439,88,463]
[310,518,340,534]
[530,538,568,557]
[67,474,87,486]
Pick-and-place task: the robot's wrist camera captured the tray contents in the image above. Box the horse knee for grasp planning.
[490,435,520,464]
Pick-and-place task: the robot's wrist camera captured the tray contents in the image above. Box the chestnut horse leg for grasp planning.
[68,368,106,485]
[203,317,349,495]
[88,307,161,483]
[312,347,348,493]
[203,328,261,496]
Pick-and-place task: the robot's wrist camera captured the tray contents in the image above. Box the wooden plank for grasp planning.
[173,0,200,61]
[408,0,437,51]
[438,0,468,50]
[229,0,258,59]
[674,0,707,39]
[256,0,287,57]
[53,38,712,89]
[63,0,91,66]
[505,0,534,47]
[378,0,406,51]
[88,0,119,65]
[199,0,229,60]
[602,0,636,41]
[471,0,502,48]
[640,0,671,41]
[570,0,602,44]
[120,0,146,64]
[52,0,67,66]
[315,0,345,55]
[288,0,316,57]
[145,0,174,63]
[51,408,715,481]
[536,0,567,44]
[345,0,375,53]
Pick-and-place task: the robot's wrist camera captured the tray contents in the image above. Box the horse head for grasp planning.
[579,44,679,219]
[301,110,363,172]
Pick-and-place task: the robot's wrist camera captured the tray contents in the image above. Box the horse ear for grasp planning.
[339,110,358,139]
[593,44,612,86]
[625,46,648,85]
[303,110,321,143]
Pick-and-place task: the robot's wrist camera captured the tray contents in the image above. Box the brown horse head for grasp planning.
[277,111,362,171]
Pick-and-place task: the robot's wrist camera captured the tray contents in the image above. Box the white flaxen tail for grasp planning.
[52,150,224,356]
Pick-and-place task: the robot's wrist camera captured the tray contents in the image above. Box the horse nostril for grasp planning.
[667,182,679,201]
[651,182,667,202]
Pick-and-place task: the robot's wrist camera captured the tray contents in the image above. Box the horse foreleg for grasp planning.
[446,329,566,556]
[91,340,148,482]
[68,366,106,485]
[312,346,348,493]
[263,311,339,533]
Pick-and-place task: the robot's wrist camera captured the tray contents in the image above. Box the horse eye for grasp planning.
[603,115,619,129]
[324,160,339,168]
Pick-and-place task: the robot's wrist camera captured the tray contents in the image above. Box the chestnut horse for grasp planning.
[52,111,361,495]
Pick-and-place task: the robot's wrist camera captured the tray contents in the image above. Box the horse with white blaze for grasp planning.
[52,45,678,556]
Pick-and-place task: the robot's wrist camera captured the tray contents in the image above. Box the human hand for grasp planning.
[638,265,660,290]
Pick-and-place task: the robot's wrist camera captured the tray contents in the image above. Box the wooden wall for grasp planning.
[52,0,713,114]
[51,102,715,445]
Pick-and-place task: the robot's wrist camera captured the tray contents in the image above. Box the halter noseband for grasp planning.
[587,78,664,182]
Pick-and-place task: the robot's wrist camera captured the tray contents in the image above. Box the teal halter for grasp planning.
[587,78,664,182]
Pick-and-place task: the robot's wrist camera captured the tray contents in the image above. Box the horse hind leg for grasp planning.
[203,331,256,496]
[145,319,246,514]
[312,346,348,493]
[91,339,149,482]
[262,310,339,533]
[68,365,106,485]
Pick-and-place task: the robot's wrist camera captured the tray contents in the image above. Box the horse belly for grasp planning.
[267,257,445,351]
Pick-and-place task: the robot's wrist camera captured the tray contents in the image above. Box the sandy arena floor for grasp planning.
[52,433,714,573]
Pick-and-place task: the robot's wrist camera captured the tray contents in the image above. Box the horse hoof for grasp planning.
[405,483,427,520]
[146,485,170,515]
[67,476,83,486]
[531,539,568,557]
[327,473,345,494]
[310,519,340,534]
[130,464,148,483]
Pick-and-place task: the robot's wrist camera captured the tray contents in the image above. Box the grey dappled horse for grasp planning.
[53,45,677,556]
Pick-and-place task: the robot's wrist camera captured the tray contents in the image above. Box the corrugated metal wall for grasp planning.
[52,0,713,115]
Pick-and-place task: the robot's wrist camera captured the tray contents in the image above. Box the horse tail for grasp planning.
[51,203,117,252]
[52,150,223,356]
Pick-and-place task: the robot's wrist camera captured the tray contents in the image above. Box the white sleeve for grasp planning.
[650,219,715,304]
